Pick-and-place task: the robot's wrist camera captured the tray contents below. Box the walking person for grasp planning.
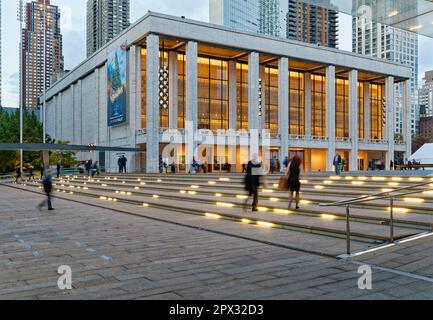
[333,153,342,175]
[28,166,35,182]
[118,157,122,173]
[243,154,262,212]
[283,156,289,171]
[85,161,92,176]
[40,165,45,180]
[91,161,100,177]
[287,155,302,210]
[15,167,24,183]
[56,162,61,178]
[37,170,54,211]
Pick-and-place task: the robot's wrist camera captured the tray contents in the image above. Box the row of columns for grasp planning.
[140,34,406,173]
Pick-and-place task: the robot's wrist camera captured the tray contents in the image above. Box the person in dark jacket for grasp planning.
[287,155,302,209]
[28,166,35,181]
[37,170,54,211]
[244,155,262,212]
[15,167,23,183]
[56,162,61,178]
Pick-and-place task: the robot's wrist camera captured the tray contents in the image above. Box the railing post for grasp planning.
[390,197,394,242]
[346,204,351,255]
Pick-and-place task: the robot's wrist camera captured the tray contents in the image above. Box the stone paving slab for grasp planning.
[1,185,433,300]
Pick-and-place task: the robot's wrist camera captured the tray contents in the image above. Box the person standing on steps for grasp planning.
[287,155,301,210]
[243,154,262,212]
[333,153,342,175]
[37,169,54,211]
[56,162,61,178]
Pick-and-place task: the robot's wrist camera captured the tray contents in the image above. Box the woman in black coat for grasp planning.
[244,156,261,212]
[287,155,301,209]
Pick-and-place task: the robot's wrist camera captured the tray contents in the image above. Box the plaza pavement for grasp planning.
[1,185,433,300]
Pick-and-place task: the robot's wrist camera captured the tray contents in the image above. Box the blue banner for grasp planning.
[107,46,127,126]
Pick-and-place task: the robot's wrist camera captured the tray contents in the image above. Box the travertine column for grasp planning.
[185,41,198,171]
[349,70,359,171]
[278,57,289,167]
[402,80,411,159]
[248,52,260,159]
[385,76,395,170]
[326,65,336,172]
[146,34,160,173]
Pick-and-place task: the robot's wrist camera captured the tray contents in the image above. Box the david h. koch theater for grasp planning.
[44,12,412,173]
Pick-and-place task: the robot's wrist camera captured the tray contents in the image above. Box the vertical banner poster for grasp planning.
[107,45,127,126]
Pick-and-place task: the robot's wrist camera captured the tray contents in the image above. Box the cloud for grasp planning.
[3,72,19,107]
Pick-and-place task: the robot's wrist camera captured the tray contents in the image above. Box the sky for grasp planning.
[2,0,433,108]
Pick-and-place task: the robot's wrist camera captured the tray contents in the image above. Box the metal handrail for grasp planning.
[320,180,433,207]
[319,178,433,256]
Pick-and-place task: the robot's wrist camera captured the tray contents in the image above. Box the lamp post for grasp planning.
[17,0,24,176]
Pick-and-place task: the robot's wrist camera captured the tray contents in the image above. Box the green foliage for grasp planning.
[49,140,79,167]
[0,107,45,173]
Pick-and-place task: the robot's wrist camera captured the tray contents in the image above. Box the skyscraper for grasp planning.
[210,0,338,48]
[0,0,2,107]
[286,0,338,48]
[86,0,130,57]
[210,0,260,33]
[259,0,282,37]
[22,0,64,109]
[419,71,433,118]
[352,0,419,136]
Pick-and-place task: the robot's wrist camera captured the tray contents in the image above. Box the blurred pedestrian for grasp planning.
[37,170,54,211]
[287,155,301,210]
[56,162,61,178]
[243,154,262,212]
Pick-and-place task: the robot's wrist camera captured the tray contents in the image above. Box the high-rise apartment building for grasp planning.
[0,0,2,107]
[22,0,64,109]
[259,0,282,37]
[419,70,433,118]
[86,0,130,57]
[352,0,419,136]
[286,0,338,48]
[210,0,338,48]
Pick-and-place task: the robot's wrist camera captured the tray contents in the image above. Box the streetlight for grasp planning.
[17,0,24,175]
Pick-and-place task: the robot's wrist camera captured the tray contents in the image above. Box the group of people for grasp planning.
[243,154,302,212]
[117,156,127,173]
[188,158,209,174]
[84,160,100,177]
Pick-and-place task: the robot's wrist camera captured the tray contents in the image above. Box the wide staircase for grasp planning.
[12,172,433,251]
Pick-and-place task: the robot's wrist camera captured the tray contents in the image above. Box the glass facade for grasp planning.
[178,54,185,129]
[140,48,147,129]
[370,83,384,140]
[264,67,279,135]
[335,78,349,138]
[197,57,229,130]
[289,71,305,135]
[237,63,249,130]
[311,74,326,137]
[160,52,169,129]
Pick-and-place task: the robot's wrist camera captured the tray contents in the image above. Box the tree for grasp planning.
[49,140,79,167]
[412,134,431,154]
[0,107,48,173]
